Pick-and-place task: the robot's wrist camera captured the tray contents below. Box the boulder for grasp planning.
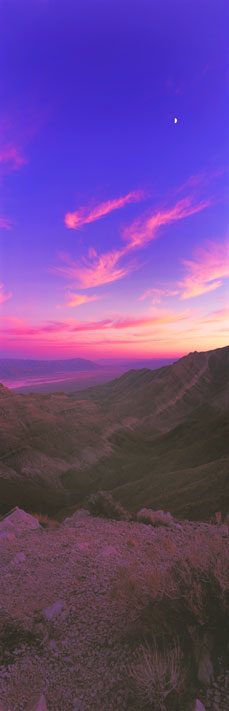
[0,507,40,534]
[10,551,26,566]
[43,599,68,621]
[194,701,206,711]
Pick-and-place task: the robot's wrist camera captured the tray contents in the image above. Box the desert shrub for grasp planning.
[111,528,229,704]
[129,642,184,711]
[87,490,130,520]
[136,508,175,527]
[34,513,59,530]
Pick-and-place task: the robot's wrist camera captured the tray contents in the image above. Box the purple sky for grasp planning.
[0,0,228,359]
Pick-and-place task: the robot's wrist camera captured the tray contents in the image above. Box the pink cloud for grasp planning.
[123,196,211,250]
[139,287,179,303]
[54,247,133,288]
[65,190,145,229]
[199,307,229,324]
[179,239,229,299]
[0,284,12,303]
[65,292,101,307]
[56,194,210,290]
[0,144,26,170]
[0,216,11,230]
[0,310,187,340]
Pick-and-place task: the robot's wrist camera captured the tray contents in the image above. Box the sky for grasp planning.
[0,0,228,360]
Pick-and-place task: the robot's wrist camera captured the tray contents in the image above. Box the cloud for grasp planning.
[0,216,11,230]
[139,287,179,303]
[0,284,12,303]
[179,239,229,299]
[55,194,210,290]
[199,307,229,324]
[0,144,26,170]
[123,196,211,250]
[0,309,187,339]
[54,247,134,288]
[65,190,145,229]
[65,292,101,307]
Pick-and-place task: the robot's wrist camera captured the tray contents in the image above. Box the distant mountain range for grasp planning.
[0,357,100,379]
[0,356,176,393]
[0,345,228,521]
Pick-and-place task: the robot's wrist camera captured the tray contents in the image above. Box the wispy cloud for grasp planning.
[0,309,187,339]
[54,247,134,288]
[65,291,101,307]
[0,144,26,170]
[179,239,229,299]
[139,287,179,303]
[199,306,229,324]
[123,196,211,250]
[0,284,12,303]
[0,216,12,230]
[65,190,145,229]
[56,194,210,289]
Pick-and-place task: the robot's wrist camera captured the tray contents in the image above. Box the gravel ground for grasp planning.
[0,512,228,711]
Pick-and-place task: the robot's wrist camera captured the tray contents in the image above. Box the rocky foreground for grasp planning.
[0,508,228,711]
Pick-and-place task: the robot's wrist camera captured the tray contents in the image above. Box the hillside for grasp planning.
[0,508,228,711]
[0,346,228,520]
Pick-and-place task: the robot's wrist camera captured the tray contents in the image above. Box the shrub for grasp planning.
[87,490,130,520]
[136,508,175,527]
[129,642,184,711]
[111,528,229,704]
[34,513,59,530]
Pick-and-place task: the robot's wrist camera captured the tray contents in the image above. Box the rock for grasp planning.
[43,599,68,620]
[0,531,15,541]
[0,507,40,534]
[25,694,47,711]
[10,551,26,566]
[101,545,117,557]
[194,700,206,711]
[63,509,90,526]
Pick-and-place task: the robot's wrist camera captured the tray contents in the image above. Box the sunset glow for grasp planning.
[0,1,228,360]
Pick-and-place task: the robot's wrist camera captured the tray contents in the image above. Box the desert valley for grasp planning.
[0,1,228,708]
[0,346,228,711]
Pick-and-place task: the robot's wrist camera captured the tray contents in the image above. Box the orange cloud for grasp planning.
[179,239,229,299]
[0,284,12,303]
[65,292,101,307]
[65,190,145,229]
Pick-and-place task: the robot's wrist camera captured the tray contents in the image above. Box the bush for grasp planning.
[129,642,184,711]
[136,508,175,527]
[87,490,130,520]
[111,528,229,706]
[34,513,59,530]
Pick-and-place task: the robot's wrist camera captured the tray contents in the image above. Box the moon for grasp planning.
[174,117,178,124]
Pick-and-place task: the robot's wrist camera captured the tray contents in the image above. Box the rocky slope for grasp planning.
[0,346,228,520]
[0,508,228,711]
